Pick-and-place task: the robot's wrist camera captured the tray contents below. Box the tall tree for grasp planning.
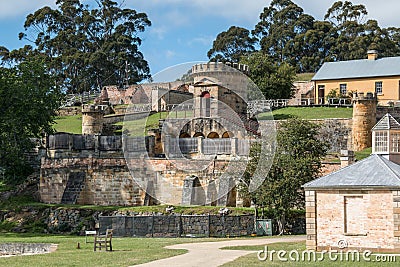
[239,118,329,234]
[324,1,367,27]
[241,52,295,99]
[0,59,61,182]
[253,0,314,70]
[323,1,400,61]
[207,26,256,63]
[293,21,337,72]
[7,0,151,93]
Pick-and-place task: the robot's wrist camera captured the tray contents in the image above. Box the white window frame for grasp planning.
[375,81,383,95]
[375,131,388,153]
[391,133,400,153]
[340,84,347,95]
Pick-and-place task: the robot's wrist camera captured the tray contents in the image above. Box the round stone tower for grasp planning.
[82,104,104,135]
[352,92,377,151]
[190,62,250,98]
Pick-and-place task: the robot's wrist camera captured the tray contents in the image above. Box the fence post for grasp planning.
[178,214,182,237]
[151,214,154,237]
[132,216,135,237]
[207,214,211,237]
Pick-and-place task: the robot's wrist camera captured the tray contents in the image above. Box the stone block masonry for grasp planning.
[40,156,145,206]
[306,189,400,252]
[98,214,255,238]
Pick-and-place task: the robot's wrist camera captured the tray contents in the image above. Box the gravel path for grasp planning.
[132,235,306,267]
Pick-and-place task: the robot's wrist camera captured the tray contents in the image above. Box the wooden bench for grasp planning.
[94,229,113,251]
[85,230,97,243]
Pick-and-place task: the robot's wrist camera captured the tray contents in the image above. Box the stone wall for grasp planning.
[40,156,145,206]
[103,82,185,106]
[306,189,400,252]
[0,243,58,256]
[377,106,400,121]
[311,118,352,152]
[98,214,255,237]
[289,81,314,106]
[276,118,352,153]
[56,107,81,117]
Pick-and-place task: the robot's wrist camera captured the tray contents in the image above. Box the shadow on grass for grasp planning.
[271,114,296,120]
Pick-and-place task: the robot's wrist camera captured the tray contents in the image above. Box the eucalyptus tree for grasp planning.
[252,0,314,69]
[207,26,256,63]
[323,1,400,61]
[241,52,295,99]
[10,0,151,93]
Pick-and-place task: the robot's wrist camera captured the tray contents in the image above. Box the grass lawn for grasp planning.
[222,242,399,266]
[119,111,194,136]
[355,147,372,161]
[269,107,353,120]
[0,234,222,267]
[295,73,314,81]
[53,115,82,134]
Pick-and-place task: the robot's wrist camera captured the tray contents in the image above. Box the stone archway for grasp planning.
[179,132,190,138]
[193,132,205,138]
[207,132,219,139]
[222,131,234,138]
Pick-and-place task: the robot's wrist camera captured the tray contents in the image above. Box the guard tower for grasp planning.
[81,104,105,135]
[352,92,377,151]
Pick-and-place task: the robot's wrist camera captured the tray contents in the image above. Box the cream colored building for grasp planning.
[313,51,400,105]
[303,114,400,252]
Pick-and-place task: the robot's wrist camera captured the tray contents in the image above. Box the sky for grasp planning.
[1,0,400,77]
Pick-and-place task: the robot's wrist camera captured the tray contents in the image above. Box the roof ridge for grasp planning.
[375,155,400,182]
[388,114,400,128]
[372,114,389,130]
[372,113,400,130]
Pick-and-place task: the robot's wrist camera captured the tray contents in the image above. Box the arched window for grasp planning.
[200,91,211,117]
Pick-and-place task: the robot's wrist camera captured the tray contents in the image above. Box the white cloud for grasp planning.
[132,0,268,23]
[150,26,167,40]
[165,50,176,59]
[187,35,214,46]
[294,0,400,27]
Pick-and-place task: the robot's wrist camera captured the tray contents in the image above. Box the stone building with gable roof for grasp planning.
[303,113,400,252]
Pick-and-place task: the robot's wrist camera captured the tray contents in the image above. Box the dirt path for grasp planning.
[132,235,305,267]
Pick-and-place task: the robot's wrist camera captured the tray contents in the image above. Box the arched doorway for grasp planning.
[200,91,211,98]
[200,91,211,117]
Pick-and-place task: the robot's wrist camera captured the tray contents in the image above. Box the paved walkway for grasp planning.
[133,235,305,267]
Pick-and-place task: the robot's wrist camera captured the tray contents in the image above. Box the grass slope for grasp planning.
[295,73,314,81]
[270,107,353,120]
[53,115,82,134]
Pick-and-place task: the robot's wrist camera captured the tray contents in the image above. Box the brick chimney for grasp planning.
[367,50,378,60]
[340,150,355,167]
